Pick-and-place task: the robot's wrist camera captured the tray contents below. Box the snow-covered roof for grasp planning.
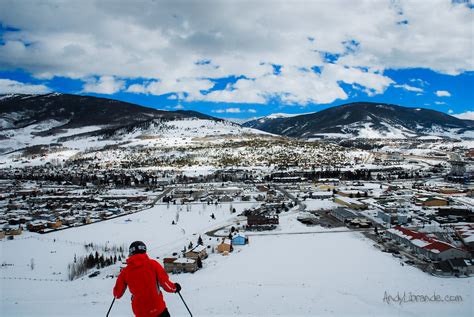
[190,245,206,252]
[174,258,196,264]
[221,238,232,245]
[335,195,366,206]
[388,226,461,254]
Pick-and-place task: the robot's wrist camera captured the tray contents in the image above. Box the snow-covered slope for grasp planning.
[243,102,474,139]
[0,94,267,158]
[1,201,472,316]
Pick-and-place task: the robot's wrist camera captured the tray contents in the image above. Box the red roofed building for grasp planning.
[386,226,469,261]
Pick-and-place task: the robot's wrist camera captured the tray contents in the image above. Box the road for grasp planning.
[273,184,306,211]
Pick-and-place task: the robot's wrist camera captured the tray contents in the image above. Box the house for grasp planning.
[27,220,48,232]
[47,219,62,229]
[217,239,233,254]
[0,231,5,239]
[163,257,177,273]
[184,245,208,260]
[246,209,279,227]
[231,234,248,245]
[3,224,22,235]
[334,195,367,210]
[163,257,198,273]
[386,226,468,261]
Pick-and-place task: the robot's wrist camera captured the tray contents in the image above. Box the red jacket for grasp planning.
[113,253,177,317]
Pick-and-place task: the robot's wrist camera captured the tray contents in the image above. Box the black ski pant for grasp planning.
[158,308,171,317]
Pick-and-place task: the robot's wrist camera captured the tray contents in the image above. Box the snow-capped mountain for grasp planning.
[0,93,263,154]
[243,102,474,139]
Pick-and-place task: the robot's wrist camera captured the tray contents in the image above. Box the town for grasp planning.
[1,139,472,278]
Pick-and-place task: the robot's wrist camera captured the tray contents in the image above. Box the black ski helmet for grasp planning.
[129,241,147,256]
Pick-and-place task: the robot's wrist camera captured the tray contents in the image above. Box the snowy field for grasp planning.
[1,202,472,316]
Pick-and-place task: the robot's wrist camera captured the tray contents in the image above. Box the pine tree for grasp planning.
[197,256,202,269]
[197,236,203,245]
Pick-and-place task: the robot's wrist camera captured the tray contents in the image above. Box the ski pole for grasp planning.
[177,291,193,317]
[106,297,115,317]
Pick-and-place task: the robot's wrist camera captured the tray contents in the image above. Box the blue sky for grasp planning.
[0,0,472,119]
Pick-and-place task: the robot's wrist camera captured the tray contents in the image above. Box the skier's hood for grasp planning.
[126,253,149,268]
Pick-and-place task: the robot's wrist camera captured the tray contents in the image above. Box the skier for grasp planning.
[113,241,181,317]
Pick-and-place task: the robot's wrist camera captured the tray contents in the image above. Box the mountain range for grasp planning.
[243,102,474,139]
[0,93,250,154]
[1,94,472,156]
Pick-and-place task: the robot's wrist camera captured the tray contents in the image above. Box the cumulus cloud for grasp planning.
[82,76,125,94]
[0,78,51,94]
[0,0,472,104]
[435,90,451,97]
[453,111,474,120]
[127,78,214,100]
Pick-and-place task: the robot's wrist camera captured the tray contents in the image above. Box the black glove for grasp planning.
[174,283,182,293]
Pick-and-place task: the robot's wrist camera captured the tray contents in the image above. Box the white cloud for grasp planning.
[247,109,257,113]
[409,78,429,86]
[0,0,471,104]
[82,76,125,94]
[127,78,214,100]
[448,109,453,114]
[173,104,184,110]
[0,78,51,94]
[435,90,451,97]
[453,111,474,120]
[393,84,423,93]
[212,107,242,113]
[435,101,447,105]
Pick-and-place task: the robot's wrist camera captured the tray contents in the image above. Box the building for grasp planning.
[386,226,468,261]
[47,219,62,229]
[416,196,449,207]
[334,195,367,210]
[217,239,233,254]
[449,160,467,176]
[0,231,5,239]
[454,223,474,251]
[27,220,48,232]
[163,257,177,273]
[330,207,358,223]
[184,245,208,260]
[163,257,198,274]
[231,234,248,245]
[337,190,368,198]
[3,224,22,235]
[430,258,474,276]
[246,209,279,227]
[377,210,409,225]
[348,218,372,228]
